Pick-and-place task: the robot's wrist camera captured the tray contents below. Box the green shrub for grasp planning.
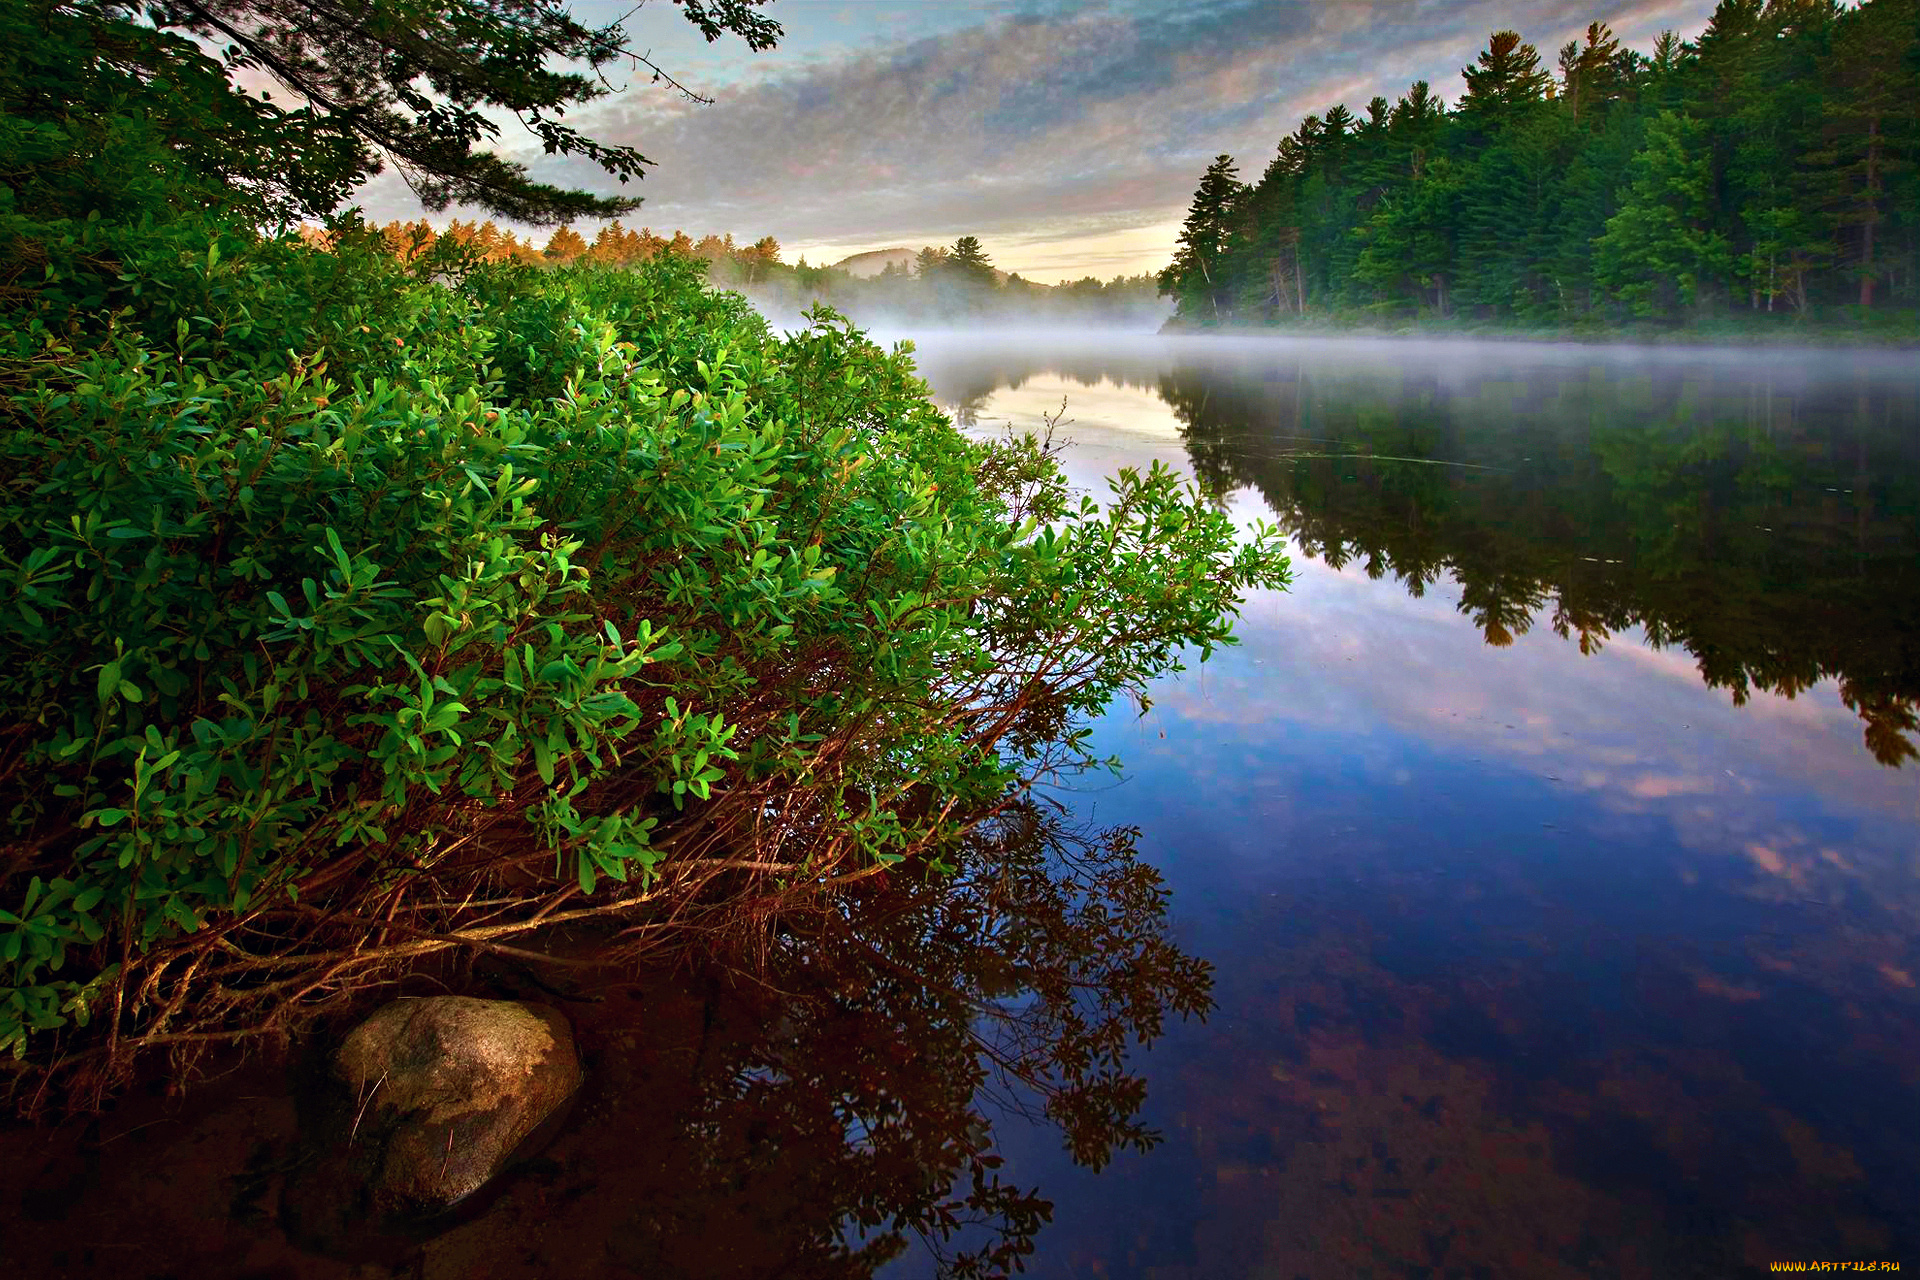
[0,226,1288,1074]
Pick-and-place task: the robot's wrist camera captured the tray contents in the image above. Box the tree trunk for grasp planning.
[1199,256,1220,323]
[1859,115,1879,308]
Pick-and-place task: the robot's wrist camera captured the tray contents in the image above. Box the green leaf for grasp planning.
[324,527,350,577]
[96,659,122,706]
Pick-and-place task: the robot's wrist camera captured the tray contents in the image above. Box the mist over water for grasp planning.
[888,326,1913,388]
[740,282,1176,339]
[872,330,1920,1278]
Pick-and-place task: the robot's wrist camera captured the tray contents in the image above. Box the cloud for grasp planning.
[353,0,1728,279]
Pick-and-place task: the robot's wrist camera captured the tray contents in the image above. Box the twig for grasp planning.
[350,1068,389,1144]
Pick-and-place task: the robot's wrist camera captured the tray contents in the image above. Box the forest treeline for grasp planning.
[359,219,1168,326]
[1159,0,1920,331]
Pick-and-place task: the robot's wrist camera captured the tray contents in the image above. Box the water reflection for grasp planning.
[882,333,1920,1277]
[606,804,1211,1279]
[904,334,1920,767]
[10,336,1915,1279]
[0,802,1209,1279]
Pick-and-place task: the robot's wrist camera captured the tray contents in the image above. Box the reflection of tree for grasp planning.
[0,817,1208,1278]
[608,802,1212,1278]
[947,391,995,430]
[896,336,1918,766]
[1161,361,1920,766]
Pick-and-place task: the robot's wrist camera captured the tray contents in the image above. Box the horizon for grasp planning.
[349,0,1730,285]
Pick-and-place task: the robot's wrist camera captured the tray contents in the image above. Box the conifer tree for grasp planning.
[1457,31,1554,140]
[1154,1,1915,328]
[1803,0,1919,305]
[544,225,588,260]
[914,245,951,279]
[1570,22,1626,125]
[1355,159,1463,314]
[1159,154,1248,324]
[40,0,783,224]
[593,220,633,263]
[1454,111,1572,316]
[1388,82,1447,180]
[949,236,997,289]
[1595,112,1732,316]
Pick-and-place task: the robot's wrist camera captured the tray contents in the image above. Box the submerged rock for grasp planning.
[283,996,582,1249]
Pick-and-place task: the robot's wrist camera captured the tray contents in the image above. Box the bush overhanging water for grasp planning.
[0,226,1289,1090]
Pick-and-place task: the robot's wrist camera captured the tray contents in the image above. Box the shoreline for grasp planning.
[1155,319,1920,351]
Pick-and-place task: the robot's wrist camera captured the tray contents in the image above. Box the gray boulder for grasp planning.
[283,996,582,1246]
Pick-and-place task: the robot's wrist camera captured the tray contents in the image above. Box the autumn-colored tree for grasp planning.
[382,219,438,261]
[544,225,588,260]
[740,234,782,285]
[473,220,505,260]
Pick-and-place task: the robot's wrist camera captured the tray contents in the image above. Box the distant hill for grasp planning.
[828,247,920,278]
[827,246,1033,287]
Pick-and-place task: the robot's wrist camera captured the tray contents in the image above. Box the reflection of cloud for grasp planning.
[1108,905,1911,1280]
[969,377,1190,444]
[1743,842,1805,889]
[1624,774,1716,799]
[997,374,1917,844]
[972,370,1920,930]
[1689,969,1766,1001]
[1149,556,1920,913]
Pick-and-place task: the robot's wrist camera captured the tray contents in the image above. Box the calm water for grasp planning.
[9,334,1917,1279]
[884,332,1920,1278]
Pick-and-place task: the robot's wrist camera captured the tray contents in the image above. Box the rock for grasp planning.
[283,996,582,1244]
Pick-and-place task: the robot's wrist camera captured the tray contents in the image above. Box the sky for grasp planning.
[354,0,1729,284]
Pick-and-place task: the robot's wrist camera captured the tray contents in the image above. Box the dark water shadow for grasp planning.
[0,802,1208,1278]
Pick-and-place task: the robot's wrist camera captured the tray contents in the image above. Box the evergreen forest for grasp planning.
[1158,0,1920,333]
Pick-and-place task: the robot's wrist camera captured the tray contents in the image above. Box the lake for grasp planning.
[879,331,1920,1278]
[7,332,1915,1279]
